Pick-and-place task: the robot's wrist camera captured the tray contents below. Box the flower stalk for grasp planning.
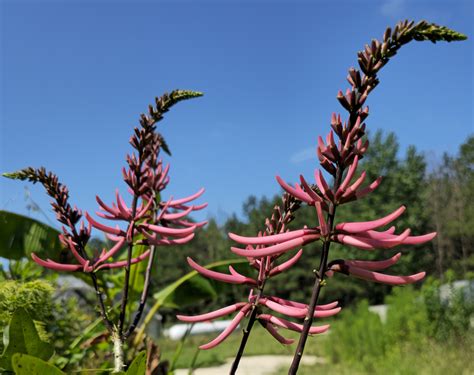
[3,90,205,372]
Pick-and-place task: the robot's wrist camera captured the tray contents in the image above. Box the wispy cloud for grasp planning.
[290,146,315,163]
[379,0,407,18]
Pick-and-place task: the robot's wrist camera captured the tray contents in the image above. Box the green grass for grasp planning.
[274,338,474,375]
[158,324,327,370]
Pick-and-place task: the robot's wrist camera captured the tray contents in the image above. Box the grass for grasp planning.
[158,324,327,370]
[274,336,474,375]
[159,324,474,374]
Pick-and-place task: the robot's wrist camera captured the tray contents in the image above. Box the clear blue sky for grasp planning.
[1,0,472,229]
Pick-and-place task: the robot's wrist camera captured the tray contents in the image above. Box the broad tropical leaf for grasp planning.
[0,308,54,371]
[0,211,62,261]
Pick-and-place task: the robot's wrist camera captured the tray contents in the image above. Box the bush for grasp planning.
[322,280,474,374]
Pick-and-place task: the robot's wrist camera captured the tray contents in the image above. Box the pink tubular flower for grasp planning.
[32,159,206,274]
[333,205,436,250]
[179,194,339,349]
[31,236,152,272]
[326,253,426,286]
[177,289,337,349]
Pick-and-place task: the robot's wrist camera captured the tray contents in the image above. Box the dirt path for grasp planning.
[174,355,322,374]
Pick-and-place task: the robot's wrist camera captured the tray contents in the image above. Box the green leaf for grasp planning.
[0,308,54,371]
[0,211,62,260]
[159,274,218,309]
[12,353,65,374]
[126,351,146,374]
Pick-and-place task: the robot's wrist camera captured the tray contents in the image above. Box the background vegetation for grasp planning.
[1,131,473,373]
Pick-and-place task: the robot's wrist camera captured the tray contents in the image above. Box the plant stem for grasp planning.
[230,282,266,374]
[230,306,258,374]
[125,244,157,339]
[69,223,113,332]
[112,329,125,373]
[288,168,343,375]
[90,273,113,332]
[118,194,139,338]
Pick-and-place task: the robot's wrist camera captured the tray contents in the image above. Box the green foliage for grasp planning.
[325,300,386,371]
[12,353,65,375]
[422,277,474,341]
[322,281,474,374]
[0,279,54,354]
[0,308,54,372]
[0,210,63,261]
[126,351,146,374]
[0,280,54,325]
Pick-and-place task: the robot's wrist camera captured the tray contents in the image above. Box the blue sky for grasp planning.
[1,0,472,229]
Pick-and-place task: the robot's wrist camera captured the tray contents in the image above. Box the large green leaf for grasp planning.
[0,308,54,371]
[126,351,146,374]
[12,353,65,375]
[0,211,62,260]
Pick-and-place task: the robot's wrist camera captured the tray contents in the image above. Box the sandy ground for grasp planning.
[174,355,322,375]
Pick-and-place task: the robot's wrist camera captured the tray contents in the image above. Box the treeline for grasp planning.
[154,131,473,315]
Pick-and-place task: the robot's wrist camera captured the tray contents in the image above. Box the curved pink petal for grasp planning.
[259,320,295,345]
[276,176,313,204]
[353,176,383,200]
[177,302,249,323]
[314,307,341,318]
[85,212,124,235]
[258,320,295,345]
[65,238,88,266]
[336,155,359,198]
[316,301,339,310]
[269,249,303,276]
[299,175,324,203]
[142,223,196,237]
[315,170,333,201]
[402,232,437,245]
[199,305,251,349]
[268,297,338,311]
[115,190,132,220]
[96,195,121,217]
[156,163,170,187]
[341,171,367,198]
[347,266,426,285]
[356,228,400,240]
[97,237,127,263]
[335,229,410,250]
[228,266,257,285]
[336,206,406,233]
[143,232,195,246]
[95,249,151,270]
[161,206,193,221]
[258,314,330,334]
[171,202,208,212]
[168,188,205,207]
[315,202,328,236]
[96,211,121,220]
[268,296,307,309]
[261,298,340,318]
[345,253,402,271]
[187,257,248,284]
[31,253,82,272]
[260,298,306,318]
[135,198,154,220]
[229,229,316,246]
[173,219,208,228]
[231,234,320,258]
